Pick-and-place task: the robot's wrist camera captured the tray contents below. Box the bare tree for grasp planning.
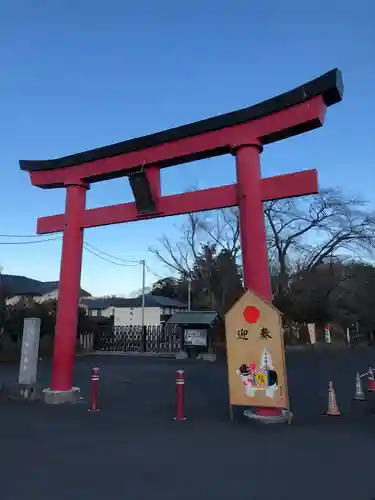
[151,187,375,277]
[149,208,241,277]
[264,188,375,319]
[265,188,375,277]
[149,209,243,314]
[0,269,16,346]
[150,187,375,324]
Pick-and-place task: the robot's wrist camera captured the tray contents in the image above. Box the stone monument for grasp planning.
[0,317,42,401]
[19,317,41,385]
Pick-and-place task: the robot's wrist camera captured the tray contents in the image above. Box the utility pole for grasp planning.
[140,260,146,335]
[188,279,191,311]
[0,267,3,329]
[0,266,5,331]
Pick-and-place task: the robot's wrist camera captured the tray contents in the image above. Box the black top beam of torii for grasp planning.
[19,69,343,173]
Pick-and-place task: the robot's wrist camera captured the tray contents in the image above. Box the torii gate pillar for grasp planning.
[234,141,272,301]
[50,182,88,393]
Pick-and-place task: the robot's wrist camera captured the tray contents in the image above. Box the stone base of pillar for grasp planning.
[244,408,292,424]
[202,353,217,362]
[175,351,188,360]
[0,383,42,401]
[42,386,81,405]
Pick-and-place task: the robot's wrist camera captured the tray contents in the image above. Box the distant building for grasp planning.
[80,295,188,327]
[1,274,188,328]
[1,274,90,305]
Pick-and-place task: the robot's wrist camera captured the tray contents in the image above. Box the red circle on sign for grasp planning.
[243,306,260,324]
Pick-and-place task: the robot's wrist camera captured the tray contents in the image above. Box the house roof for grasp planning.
[0,274,90,297]
[80,294,188,310]
[166,311,218,326]
[145,295,188,308]
[80,297,116,309]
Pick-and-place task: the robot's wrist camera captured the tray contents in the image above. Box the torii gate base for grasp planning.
[20,69,343,416]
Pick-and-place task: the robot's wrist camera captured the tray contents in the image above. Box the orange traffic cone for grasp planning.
[324,381,341,416]
[368,368,375,392]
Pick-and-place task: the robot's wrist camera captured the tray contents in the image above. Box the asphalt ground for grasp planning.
[1,348,375,500]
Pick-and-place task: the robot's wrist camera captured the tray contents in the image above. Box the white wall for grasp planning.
[82,305,186,322]
[6,296,21,306]
[6,293,186,326]
[34,290,59,303]
[101,307,115,318]
[6,290,59,305]
[8,289,93,306]
[83,307,113,318]
[114,307,161,327]
[161,306,187,315]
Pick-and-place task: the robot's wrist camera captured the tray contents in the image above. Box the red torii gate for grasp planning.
[20,69,343,404]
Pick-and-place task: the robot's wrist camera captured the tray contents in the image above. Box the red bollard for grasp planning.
[88,367,100,412]
[174,369,186,421]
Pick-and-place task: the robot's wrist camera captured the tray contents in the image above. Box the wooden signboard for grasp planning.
[225,289,290,415]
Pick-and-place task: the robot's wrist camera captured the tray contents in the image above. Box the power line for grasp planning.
[83,242,140,264]
[0,232,163,280]
[83,245,164,282]
[0,236,62,245]
[84,244,164,280]
[0,235,138,267]
[83,245,140,267]
[0,233,45,238]
[145,263,164,280]
[84,245,164,281]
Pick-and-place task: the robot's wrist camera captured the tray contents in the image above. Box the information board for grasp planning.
[184,329,207,347]
[225,290,289,410]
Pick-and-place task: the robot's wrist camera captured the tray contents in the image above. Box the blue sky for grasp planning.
[0,1,374,296]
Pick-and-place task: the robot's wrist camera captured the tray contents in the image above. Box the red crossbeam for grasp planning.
[30,97,325,189]
[37,169,318,234]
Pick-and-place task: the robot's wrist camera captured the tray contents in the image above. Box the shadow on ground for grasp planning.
[1,349,375,500]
